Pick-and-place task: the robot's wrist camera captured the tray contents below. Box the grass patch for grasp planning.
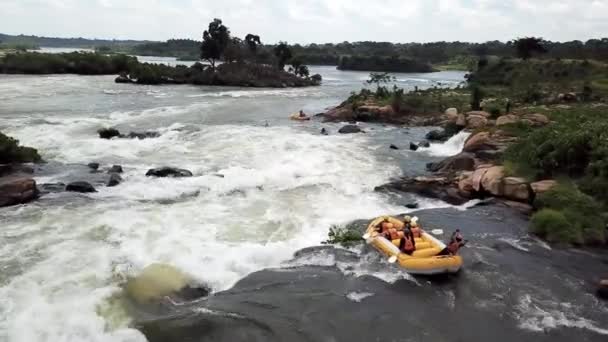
[322,225,363,247]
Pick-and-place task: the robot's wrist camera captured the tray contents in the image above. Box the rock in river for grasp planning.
[108,165,123,174]
[408,142,418,151]
[427,152,475,173]
[87,162,100,171]
[98,128,121,139]
[391,144,400,150]
[66,181,97,193]
[107,173,123,187]
[338,125,362,134]
[0,177,39,207]
[146,167,193,178]
[127,131,161,139]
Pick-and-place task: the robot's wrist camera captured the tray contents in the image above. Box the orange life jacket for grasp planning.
[447,240,461,254]
[403,235,414,251]
[411,226,421,238]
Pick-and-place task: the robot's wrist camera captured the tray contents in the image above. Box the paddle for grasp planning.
[388,255,398,263]
[431,229,444,235]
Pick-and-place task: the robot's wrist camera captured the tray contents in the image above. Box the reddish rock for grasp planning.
[0,177,39,207]
[471,166,490,192]
[496,114,519,126]
[531,180,557,194]
[480,166,505,196]
[445,108,458,121]
[458,172,475,193]
[466,115,489,129]
[522,113,550,126]
[456,113,467,127]
[503,177,532,202]
[463,132,492,153]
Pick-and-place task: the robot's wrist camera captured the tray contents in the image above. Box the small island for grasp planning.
[0,19,322,88]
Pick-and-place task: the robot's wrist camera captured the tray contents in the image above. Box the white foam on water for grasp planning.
[497,237,530,252]
[346,292,374,303]
[515,294,608,335]
[420,131,471,157]
[0,121,411,342]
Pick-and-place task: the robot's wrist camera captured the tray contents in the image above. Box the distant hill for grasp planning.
[0,33,155,48]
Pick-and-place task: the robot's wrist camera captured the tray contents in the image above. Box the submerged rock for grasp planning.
[408,142,417,151]
[39,182,66,194]
[98,128,121,139]
[338,125,362,134]
[0,177,39,207]
[107,173,123,187]
[598,280,608,300]
[124,263,210,305]
[127,131,161,139]
[375,176,470,205]
[320,128,329,136]
[418,141,430,148]
[66,181,97,193]
[87,162,100,171]
[425,129,446,141]
[108,165,123,174]
[146,167,193,178]
[115,74,133,83]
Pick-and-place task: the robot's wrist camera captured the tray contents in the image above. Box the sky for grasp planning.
[2,0,608,43]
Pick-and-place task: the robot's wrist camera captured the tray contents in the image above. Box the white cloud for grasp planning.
[0,0,606,43]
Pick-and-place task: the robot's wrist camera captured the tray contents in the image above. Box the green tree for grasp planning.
[244,34,261,57]
[288,58,302,74]
[274,42,292,70]
[296,65,309,78]
[224,37,245,63]
[366,72,395,92]
[201,18,230,70]
[513,37,548,60]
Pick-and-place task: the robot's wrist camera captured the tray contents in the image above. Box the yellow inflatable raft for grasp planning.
[364,216,462,275]
[290,113,311,121]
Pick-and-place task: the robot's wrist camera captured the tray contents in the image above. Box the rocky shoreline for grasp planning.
[372,108,554,212]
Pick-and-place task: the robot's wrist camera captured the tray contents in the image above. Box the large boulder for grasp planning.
[471,166,490,192]
[146,167,193,178]
[320,107,354,122]
[0,177,39,207]
[98,128,121,139]
[445,108,458,121]
[456,113,467,127]
[466,115,489,129]
[357,105,395,116]
[503,177,532,202]
[39,182,66,194]
[463,131,492,153]
[66,181,97,193]
[425,129,447,141]
[338,125,362,134]
[480,166,505,196]
[496,114,519,126]
[458,171,475,194]
[427,152,476,173]
[531,180,557,195]
[521,113,549,126]
[375,176,470,205]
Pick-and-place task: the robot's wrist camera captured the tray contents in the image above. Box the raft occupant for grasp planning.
[399,227,416,255]
[439,230,467,256]
[410,221,422,238]
[299,110,306,117]
[375,218,392,235]
[403,216,412,229]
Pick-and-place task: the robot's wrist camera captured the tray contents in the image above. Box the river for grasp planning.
[0,64,606,342]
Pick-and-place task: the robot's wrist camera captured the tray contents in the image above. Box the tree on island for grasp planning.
[201,18,230,70]
[513,37,548,60]
[274,42,292,70]
[245,34,262,56]
[366,72,395,94]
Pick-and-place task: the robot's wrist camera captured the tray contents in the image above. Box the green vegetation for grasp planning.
[0,52,137,74]
[0,132,41,164]
[531,185,605,245]
[322,225,363,247]
[337,55,434,72]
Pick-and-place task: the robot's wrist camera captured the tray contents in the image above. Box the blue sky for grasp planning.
[2,0,608,43]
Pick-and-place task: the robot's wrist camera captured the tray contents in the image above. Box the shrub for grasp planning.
[531,209,582,244]
[534,184,606,244]
[488,106,501,118]
[322,225,363,247]
[0,132,41,163]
